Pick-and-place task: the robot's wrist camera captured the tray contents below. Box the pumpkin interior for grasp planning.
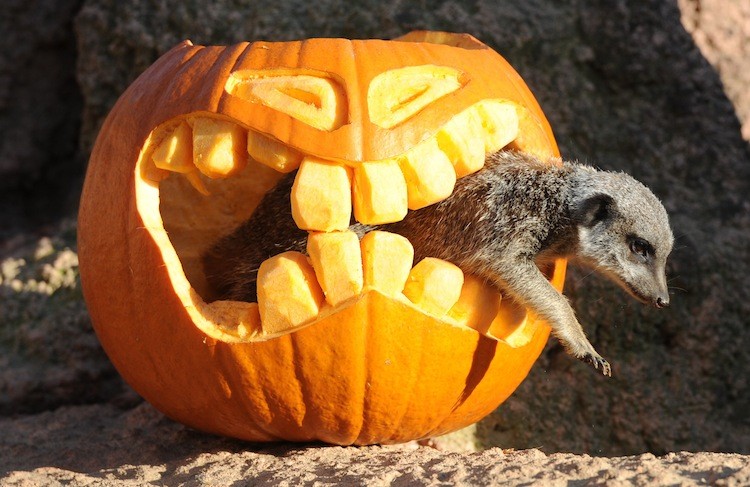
[134,71,545,345]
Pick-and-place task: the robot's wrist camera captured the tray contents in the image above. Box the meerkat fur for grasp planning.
[203,150,674,376]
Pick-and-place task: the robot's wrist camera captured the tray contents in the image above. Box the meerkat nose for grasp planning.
[655,296,670,308]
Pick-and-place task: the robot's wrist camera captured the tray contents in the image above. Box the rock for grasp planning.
[0,0,84,237]
[11,0,737,456]
[0,219,129,415]
[678,0,750,140]
[1,403,749,485]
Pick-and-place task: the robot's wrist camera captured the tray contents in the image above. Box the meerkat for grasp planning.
[202,150,674,376]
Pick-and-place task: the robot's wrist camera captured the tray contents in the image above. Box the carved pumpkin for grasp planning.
[78,31,563,445]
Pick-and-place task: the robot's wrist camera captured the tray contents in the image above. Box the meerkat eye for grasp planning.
[629,237,653,259]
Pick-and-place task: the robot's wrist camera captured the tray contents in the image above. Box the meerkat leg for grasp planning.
[488,260,611,376]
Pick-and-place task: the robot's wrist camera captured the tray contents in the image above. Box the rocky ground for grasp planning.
[2,0,749,484]
[2,402,749,486]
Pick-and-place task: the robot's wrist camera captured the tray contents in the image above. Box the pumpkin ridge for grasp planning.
[290,335,316,439]
[353,294,371,445]
[383,314,428,443]
[216,343,280,442]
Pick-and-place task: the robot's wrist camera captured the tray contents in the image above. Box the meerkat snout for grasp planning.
[568,166,673,314]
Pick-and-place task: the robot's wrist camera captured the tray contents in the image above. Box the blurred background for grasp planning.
[1,0,748,456]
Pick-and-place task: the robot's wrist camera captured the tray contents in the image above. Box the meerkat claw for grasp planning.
[580,352,611,377]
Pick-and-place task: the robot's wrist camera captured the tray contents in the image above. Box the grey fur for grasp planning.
[202,150,674,376]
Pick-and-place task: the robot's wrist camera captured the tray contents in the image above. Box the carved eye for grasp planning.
[629,237,653,259]
[368,65,466,128]
[226,71,347,131]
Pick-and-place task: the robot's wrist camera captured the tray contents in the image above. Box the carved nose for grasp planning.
[655,296,670,308]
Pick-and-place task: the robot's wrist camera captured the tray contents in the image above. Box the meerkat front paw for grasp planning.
[579,352,611,377]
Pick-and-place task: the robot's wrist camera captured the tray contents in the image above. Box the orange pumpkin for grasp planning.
[78,31,564,445]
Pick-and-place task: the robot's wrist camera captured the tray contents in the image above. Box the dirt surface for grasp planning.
[2,402,749,486]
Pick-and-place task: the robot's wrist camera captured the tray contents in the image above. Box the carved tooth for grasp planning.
[202,300,261,340]
[352,161,409,225]
[436,108,486,177]
[291,157,352,232]
[183,171,210,196]
[447,275,502,333]
[247,130,304,173]
[151,121,208,194]
[307,231,364,307]
[403,258,464,317]
[487,299,531,347]
[360,231,414,297]
[448,273,534,347]
[152,122,194,173]
[475,100,519,153]
[192,118,248,178]
[398,138,457,210]
[256,251,324,334]
[142,160,170,184]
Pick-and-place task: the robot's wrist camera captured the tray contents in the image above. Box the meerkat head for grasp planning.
[569,167,674,308]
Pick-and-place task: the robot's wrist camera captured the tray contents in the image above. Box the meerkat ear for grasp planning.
[573,193,615,227]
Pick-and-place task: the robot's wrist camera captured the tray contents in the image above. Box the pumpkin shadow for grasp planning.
[454,337,498,409]
[0,399,307,478]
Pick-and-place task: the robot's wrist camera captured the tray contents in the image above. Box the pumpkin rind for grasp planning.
[78,32,564,445]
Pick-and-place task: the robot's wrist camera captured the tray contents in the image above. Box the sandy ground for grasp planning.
[1,402,748,486]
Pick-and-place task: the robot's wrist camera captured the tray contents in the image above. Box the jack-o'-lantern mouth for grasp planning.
[142,97,521,219]
[134,98,541,346]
